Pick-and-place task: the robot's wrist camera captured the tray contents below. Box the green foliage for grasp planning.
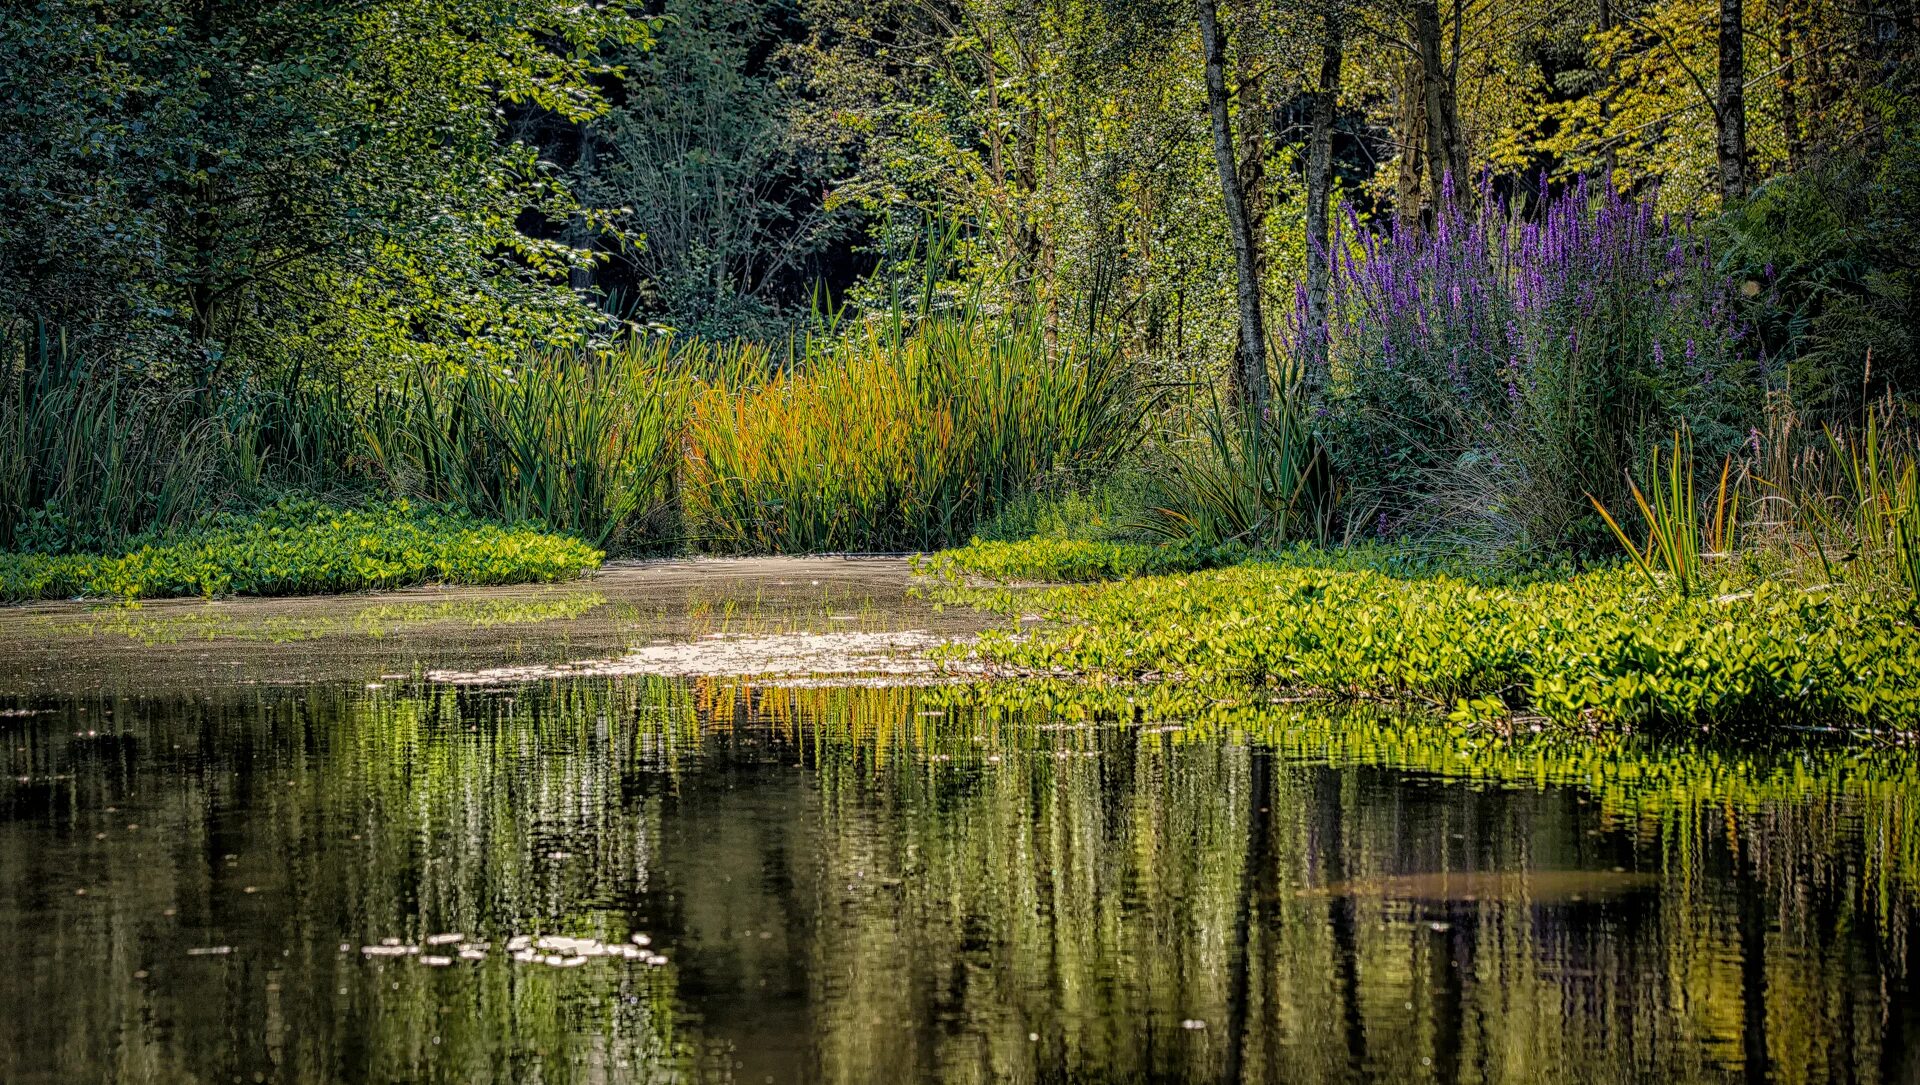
[1140,389,1330,547]
[0,499,601,602]
[1716,73,1920,416]
[970,468,1158,544]
[941,555,1920,732]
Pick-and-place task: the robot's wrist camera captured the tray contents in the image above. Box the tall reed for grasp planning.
[1590,430,1739,597]
[0,320,264,552]
[684,291,1133,553]
[1800,415,1920,600]
[361,339,692,551]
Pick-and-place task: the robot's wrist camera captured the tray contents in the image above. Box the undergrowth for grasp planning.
[0,498,601,602]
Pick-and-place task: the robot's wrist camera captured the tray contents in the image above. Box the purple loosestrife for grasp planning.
[1291,176,1757,553]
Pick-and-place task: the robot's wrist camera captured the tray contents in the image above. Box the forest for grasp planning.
[1,0,1918,730]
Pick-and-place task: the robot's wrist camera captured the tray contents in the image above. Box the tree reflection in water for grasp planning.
[1,678,1915,1084]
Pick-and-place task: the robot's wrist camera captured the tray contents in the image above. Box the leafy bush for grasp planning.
[946,556,1920,732]
[0,499,601,602]
[972,468,1159,544]
[1301,177,1758,556]
[1715,74,1920,416]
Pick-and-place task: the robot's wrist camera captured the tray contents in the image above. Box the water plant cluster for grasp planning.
[0,499,600,602]
[925,544,1920,734]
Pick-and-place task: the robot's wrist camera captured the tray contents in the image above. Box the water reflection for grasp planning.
[1,680,1915,1083]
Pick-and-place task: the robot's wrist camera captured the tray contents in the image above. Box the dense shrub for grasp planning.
[1300,178,1759,558]
[0,499,601,602]
[1716,77,1920,416]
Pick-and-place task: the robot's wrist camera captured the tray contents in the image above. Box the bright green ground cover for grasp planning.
[0,500,602,602]
[924,539,1920,734]
[916,537,1229,583]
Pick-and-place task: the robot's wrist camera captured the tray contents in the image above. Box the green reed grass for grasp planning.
[358,339,692,551]
[1804,416,1920,600]
[1140,384,1330,548]
[0,320,266,552]
[1591,430,1739,597]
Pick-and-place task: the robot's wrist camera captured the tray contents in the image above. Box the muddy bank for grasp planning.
[0,557,1003,695]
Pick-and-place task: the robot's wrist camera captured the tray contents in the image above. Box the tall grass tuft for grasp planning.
[1800,415,1920,600]
[1591,430,1739,597]
[362,339,692,551]
[1141,385,1330,548]
[0,320,265,552]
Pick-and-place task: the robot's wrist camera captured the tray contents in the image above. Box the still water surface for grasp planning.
[3,674,1916,1084]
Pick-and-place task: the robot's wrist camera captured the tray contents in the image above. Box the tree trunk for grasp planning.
[1598,0,1618,185]
[1304,12,1344,390]
[1236,0,1269,290]
[1197,0,1271,413]
[1717,0,1750,202]
[569,123,597,294]
[1775,0,1804,174]
[1394,56,1428,230]
[1412,0,1467,209]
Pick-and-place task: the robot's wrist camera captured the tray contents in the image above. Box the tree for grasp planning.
[1717,0,1749,200]
[0,0,647,385]
[586,0,846,339]
[1198,0,1272,412]
[1303,3,1345,386]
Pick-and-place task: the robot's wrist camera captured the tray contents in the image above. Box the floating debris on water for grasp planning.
[352,931,663,969]
[186,946,232,956]
[1180,1019,1207,1030]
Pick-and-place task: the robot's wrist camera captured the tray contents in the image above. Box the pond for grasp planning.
[1,560,1916,1084]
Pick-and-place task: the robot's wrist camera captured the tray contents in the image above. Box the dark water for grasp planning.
[2,679,1917,1084]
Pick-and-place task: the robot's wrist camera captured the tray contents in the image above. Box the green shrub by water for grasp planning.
[926,541,1920,732]
[0,499,601,602]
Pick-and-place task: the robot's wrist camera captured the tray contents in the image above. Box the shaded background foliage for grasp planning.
[0,0,1917,564]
